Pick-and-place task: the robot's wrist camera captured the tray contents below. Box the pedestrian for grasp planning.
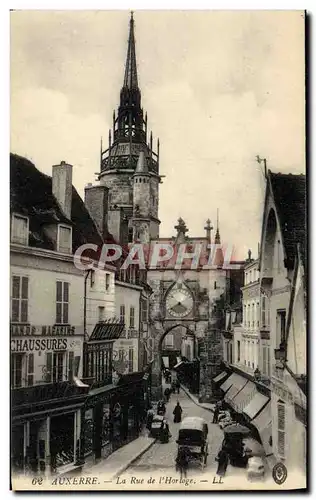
[175,379,180,394]
[216,448,229,477]
[164,387,171,402]
[213,402,221,424]
[176,447,189,479]
[173,401,183,423]
[146,407,154,431]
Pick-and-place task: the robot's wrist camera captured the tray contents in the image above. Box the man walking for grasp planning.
[176,447,189,479]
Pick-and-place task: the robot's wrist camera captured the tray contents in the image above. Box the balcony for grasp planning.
[10,323,80,337]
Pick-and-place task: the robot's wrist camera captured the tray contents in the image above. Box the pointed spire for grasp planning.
[215,208,221,244]
[135,151,149,174]
[123,11,138,90]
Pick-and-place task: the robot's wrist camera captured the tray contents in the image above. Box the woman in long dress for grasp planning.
[173,401,183,423]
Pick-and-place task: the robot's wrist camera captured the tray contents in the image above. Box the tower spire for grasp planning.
[215,208,221,244]
[123,11,138,90]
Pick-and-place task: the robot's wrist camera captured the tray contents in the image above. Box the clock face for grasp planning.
[166,286,194,318]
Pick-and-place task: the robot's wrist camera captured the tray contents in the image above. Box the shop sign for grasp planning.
[11,338,68,352]
[271,380,293,404]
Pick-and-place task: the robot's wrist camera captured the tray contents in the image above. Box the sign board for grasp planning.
[11,338,68,352]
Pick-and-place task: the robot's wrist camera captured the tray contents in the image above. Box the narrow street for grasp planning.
[125,386,247,485]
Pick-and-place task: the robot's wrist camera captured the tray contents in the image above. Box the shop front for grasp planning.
[11,381,89,476]
[82,373,146,462]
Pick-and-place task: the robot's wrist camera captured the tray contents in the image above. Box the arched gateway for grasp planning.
[146,218,229,402]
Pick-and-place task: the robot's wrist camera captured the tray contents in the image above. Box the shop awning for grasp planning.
[252,402,271,433]
[162,356,169,368]
[230,380,257,412]
[220,373,234,393]
[224,374,248,405]
[213,371,228,384]
[174,361,185,370]
[243,392,269,420]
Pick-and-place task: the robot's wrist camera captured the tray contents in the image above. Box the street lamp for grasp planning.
[254,367,261,382]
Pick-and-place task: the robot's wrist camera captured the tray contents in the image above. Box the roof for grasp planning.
[135,151,149,174]
[180,416,207,431]
[10,153,117,253]
[269,171,306,269]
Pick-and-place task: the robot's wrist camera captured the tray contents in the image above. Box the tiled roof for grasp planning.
[269,171,306,270]
[10,153,117,252]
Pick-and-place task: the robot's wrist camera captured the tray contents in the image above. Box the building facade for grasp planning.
[259,170,306,479]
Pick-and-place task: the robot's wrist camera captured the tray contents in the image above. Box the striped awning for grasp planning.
[243,392,269,420]
[220,374,234,393]
[213,371,227,384]
[230,380,257,412]
[224,374,248,405]
[252,402,271,433]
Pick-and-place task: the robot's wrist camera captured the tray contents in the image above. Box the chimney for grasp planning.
[84,183,109,239]
[52,161,73,219]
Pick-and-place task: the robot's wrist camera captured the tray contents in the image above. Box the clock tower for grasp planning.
[98,13,161,244]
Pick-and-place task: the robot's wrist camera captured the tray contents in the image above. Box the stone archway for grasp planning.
[158,323,198,372]
[150,323,199,401]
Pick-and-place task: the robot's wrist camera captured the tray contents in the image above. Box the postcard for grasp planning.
[10,9,306,491]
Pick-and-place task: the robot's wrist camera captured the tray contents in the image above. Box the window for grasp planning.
[243,305,246,327]
[252,303,255,327]
[58,225,72,254]
[46,352,64,383]
[98,306,105,322]
[237,340,241,362]
[105,273,110,292]
[27,353,34,386]
[164,334,174,347]
[128,228,133,243]
[129,307,135,328]
[252,342,255,368]
[128,348,134,372]
[262,345,271,377]
[56,281,69,324]
[277,310,287,345]
[11,214,28,245]
[120,305,125,324]
[141,298,148,323]
[119,349,125,363]
[11,353,24,388]
[214,281,217,290]
[68,351,74,381]
[11,276,28,323]
[277,401,286,458]
[261,296,266,326]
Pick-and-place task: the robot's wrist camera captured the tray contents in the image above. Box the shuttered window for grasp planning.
[58,225,72,254]
[128,348,134,372]
[120,305,125,324]
[129,307,135,328]
[11,276,29,323]
[27,353,34,386]
[68,351,74,381]
[277,401,286,458]
[56,281,69,324]
[11,214,28,245]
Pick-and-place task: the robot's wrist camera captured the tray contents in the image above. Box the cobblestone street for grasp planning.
[125,386,247,486]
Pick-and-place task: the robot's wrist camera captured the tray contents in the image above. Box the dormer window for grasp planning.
[11,214,29,245]
[57,224,72,254]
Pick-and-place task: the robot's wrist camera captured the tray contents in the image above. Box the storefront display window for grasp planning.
[84,409,93,456]
[50,414,74,469]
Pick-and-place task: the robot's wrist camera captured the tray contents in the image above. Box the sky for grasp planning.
[10,10,305,260]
